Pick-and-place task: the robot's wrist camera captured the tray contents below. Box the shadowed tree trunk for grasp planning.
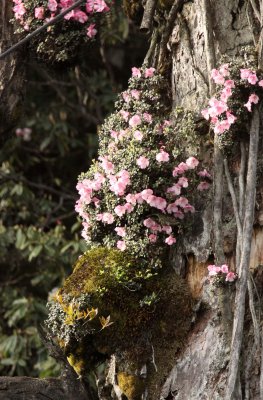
[0,0,25,142]
[1,1,263,399]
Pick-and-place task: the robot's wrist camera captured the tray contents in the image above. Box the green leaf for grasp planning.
[28,245,43,261]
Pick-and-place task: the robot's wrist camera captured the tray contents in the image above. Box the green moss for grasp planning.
[117,372,145,400]
[46,246,193,379]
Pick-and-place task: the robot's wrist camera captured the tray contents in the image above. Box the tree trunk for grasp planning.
[0,0,25,142]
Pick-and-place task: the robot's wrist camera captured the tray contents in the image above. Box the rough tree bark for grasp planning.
[1,0,263,399]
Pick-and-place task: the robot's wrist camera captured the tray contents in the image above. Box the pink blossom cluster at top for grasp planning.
[201,64,262,134]
[207,264,237,282]
[12,0,111,37]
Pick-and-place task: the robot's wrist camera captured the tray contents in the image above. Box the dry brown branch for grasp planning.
[201,0,216,95]
[140,0,158,32]
[158,0,185,66]
[225,108,260,400]
[143,28,159,67]
[250,0,261,21]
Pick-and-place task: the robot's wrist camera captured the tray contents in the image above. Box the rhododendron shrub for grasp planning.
[76,67,211,267]
[201,55,263,148]
[12,0,113,61]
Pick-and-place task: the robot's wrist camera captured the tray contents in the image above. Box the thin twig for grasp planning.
[225,108,260,400]
[250,0,261,21]
[0,0,86,60]
[257,0,263,68]
[247,277,260,347]
[140,0,158,32]
[239,142,246,220]
[143,28,159,67]
[224,158,242,237]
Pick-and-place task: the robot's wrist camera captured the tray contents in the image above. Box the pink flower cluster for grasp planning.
[76,67,212,253]
[207,264,237,282]
[201,64,262,134]
[13,0,111,37]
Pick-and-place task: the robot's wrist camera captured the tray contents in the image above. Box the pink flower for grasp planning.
[219,64,229,77]
[175,197,189,208]
[124,203,134,213]
[147,195,167,211]
[201,109,210,120]
[35,7,45,19]
[214,119,230,134]
[178,176,188,188]
[240,69,251,79]
[211,69,225,85]
[87,23,97,38]
[208,265,220,276]
[167,184,181,196]
[114,205,127,217]
[143,113,152,123]
[99,156,114,174]
[145,68,155,78]
[165,235,176,245]
[48,0,58,12]
[141,189,153,201]
[132,67,141,77]
[117,240,126,251]
[131,90,140,100]
[143,218,161,232]
[101,212,114,224]
[224,79,235,88]
[220,87,232,102]
[74,10,88,23]
[208,98,228,116]
[186,156,199,169]
[110,130,119,140]
[137,156,149,169]
[249,93,259,104]
[166,202,179,214]
[248,73,258,85]
[120,110,130,121]
[221,264,229,273]
[258,80,263,87]
[226,111,237,124]
[122,92,130,103]
[149,234,157,243]
[197,181,210,191]
[133,130,143,141]
[244,102,252,112]
[115,227,126,237]
[162,225,172,234]
[198,169,211,179]
[225,271,237,282]
[156,150,169,162]
[126,193,137,205]
[184,204,195,213]
[172,162,189,176]
[86,0,109,13]
[129,115,141,127]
